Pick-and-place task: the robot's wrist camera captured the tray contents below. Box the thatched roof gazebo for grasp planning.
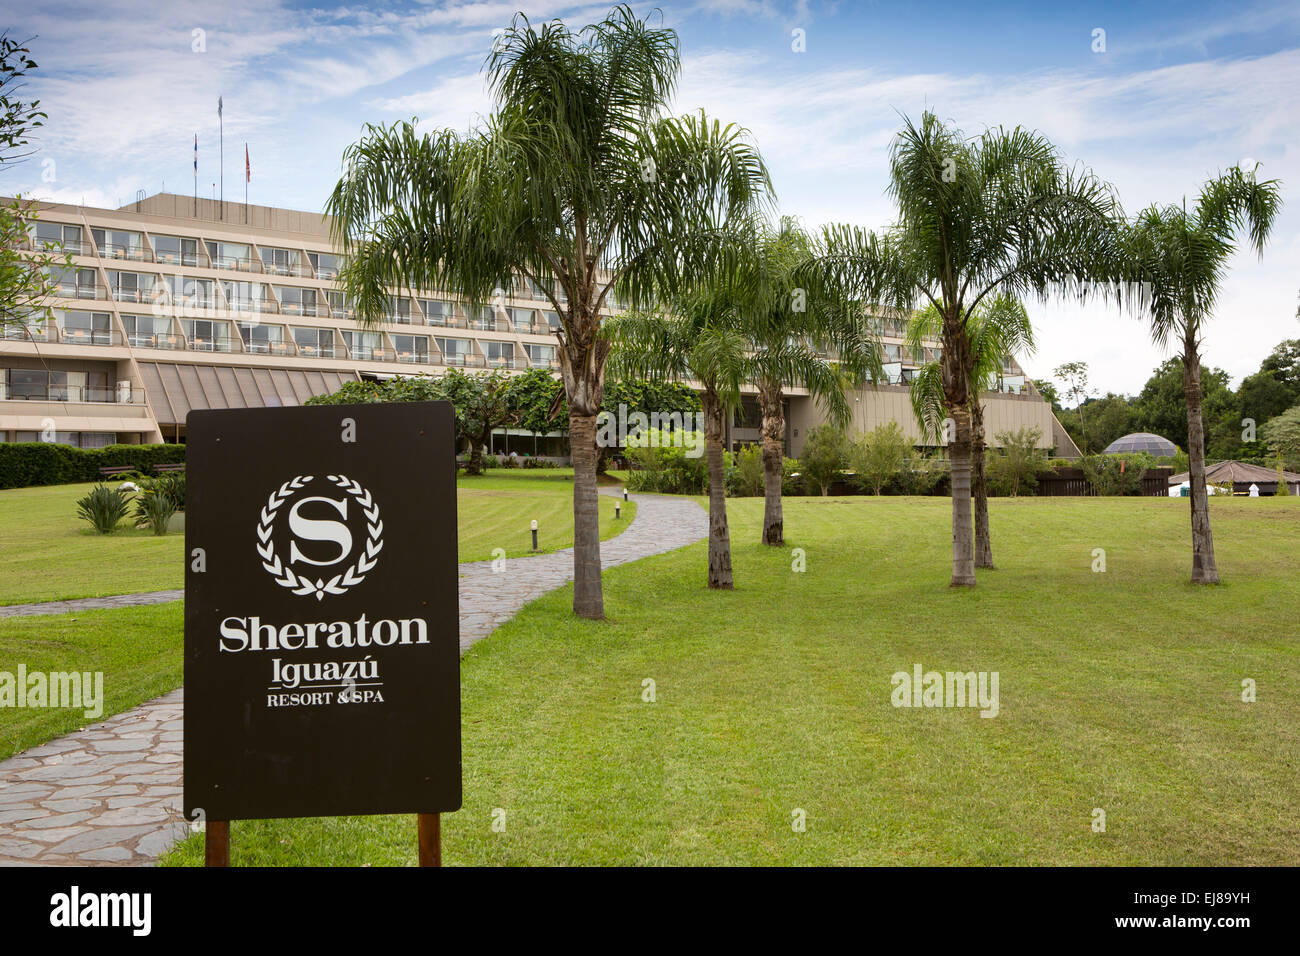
[1169,460,1300,495]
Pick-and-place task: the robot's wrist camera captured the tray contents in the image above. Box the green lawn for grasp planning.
[0,601,184,760]
[159,494,1300,866]
[0,471,634,605]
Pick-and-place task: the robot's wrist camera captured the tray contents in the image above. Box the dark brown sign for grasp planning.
[183,401,460,821]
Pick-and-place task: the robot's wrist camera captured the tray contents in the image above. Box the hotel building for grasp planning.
[2,193,1077,457]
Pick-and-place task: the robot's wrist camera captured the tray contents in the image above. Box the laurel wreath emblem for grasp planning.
[256,474,384,600]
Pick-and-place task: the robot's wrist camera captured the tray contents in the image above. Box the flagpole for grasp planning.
[244,142,249,225]
[218,96,224,220]
[193,134,198,217]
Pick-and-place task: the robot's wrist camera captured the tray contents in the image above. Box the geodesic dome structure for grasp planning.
[1103,432,1179,457]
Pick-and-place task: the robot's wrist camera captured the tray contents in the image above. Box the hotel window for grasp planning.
[122,314,175,349]
[51,265,98,298]
[393,334,429,363]
[164,276,214,310]
[307,252,342,278]
[510,307,534,332]
[222,280,269,314]
[92,229,147,260]
[525,343,557,367]
[206,241,251,270]
[105,270,154,303]
[33,222,84,253]
[260,247,294,275]
[327,291,352,317]
[182,318,233,351]
[468,305,497,330]
[294,327,335,358]
[3,368,51,400]
[390,296,412,323]
[277,286,318,315]
[153,235,200,266]
[436,337,473,365]
[883,343,902,363]
[484,341,514,367]
[542,310,561,330]
[239,322,287,355]
[343,330,384,360]
[58,310,114,346]
[420,299,451,325]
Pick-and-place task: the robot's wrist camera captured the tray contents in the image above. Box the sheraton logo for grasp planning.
[257,474,384,600]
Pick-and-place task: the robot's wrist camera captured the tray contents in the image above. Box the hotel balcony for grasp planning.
[126,333,186,351]
[0,383,146,405]
[99,243,153,263]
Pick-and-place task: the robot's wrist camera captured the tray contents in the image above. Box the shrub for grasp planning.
[899,457,949,495]
[134,485,178,536]
[848,422,910,495]
[728,445,765,497]
[625,429,707,494]
[0,442,186,490]
[987,427,1047,497]
[800,425,849,496]
[1079,452,1153,496]
[76,484,133,534]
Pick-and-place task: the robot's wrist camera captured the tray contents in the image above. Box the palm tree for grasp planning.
[1121,166,1281,584]
[326,6,769,618]
[906,295,1035,568]
[741,218,882,545]
[609,288,749,588]
[801,111,1118,587]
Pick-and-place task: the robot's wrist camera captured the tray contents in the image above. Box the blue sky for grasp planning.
[8,0,1300,395]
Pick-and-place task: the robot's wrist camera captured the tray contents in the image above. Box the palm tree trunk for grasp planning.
[971,398,993,569]
[758,379,784,545]
[949,403,976,587]
[569,411,606,617]
[1182,342,1219,584]
[703,389,733,589]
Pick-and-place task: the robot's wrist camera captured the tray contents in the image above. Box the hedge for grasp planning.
[0,442,186,490]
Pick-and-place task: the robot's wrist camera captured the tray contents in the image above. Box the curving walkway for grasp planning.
[0,487,706,866]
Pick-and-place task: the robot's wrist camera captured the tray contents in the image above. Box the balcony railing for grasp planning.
[242,339,296,357]
[189,336,240,353]
[211,255,263,272]
[154,250,211,268]
[1,324,58,343]
[99,243,153,262]
[295,344,337,359]
[486,356,515,369]
[347,346,396,363]
[0,384,145,404]
[56,283,107,300]
[127,333,186,351]
[442,352,485,368]
[279,301,322,316]
[426,314,467,329]
[395,351,431,364]
[57,328,122,347]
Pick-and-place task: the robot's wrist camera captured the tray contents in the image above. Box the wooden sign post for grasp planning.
[184,402,461,866]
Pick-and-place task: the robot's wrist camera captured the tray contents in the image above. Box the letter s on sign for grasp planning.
[288,496,353,566]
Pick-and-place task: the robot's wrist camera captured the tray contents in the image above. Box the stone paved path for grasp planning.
[0,590,184,619]
[0,488,706,866]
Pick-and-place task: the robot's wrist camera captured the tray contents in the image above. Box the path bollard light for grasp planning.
[615,501,621,519]
[623,488,628,502]
[531,519,538,551]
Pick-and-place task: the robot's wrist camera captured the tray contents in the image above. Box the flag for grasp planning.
[245,144,250,183]
[218,95,222,118]
[193,134,197,174]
